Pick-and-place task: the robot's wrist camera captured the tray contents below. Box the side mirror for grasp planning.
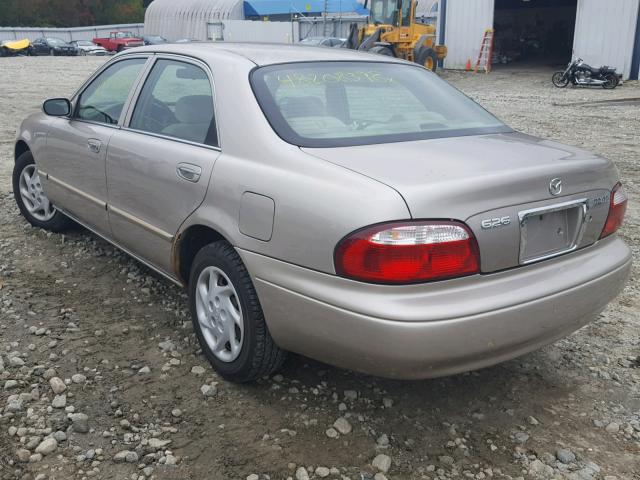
[43,98,71,117]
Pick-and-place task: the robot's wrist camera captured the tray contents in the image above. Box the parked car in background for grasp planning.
[0,38,30,57]
[300,36,346,47]
[13,44,631,383]
[29,37,77,56]
[143,35,168,45]
[70,40,108,56]
[93,31,143,52]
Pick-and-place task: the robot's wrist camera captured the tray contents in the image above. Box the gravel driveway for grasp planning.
[0,57,639,480]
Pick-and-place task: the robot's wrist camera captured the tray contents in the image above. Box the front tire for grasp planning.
[12,151,73,232]
[552,71,569,87]
[188,241,286,382]
[416,47,438,72]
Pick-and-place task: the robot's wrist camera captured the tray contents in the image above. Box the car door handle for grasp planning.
[87,139,102,153]
[176,163,202,183]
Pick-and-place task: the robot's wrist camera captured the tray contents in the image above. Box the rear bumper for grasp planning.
[239,236,631,379]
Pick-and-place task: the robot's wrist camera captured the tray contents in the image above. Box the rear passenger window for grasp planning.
[129,59,217,146]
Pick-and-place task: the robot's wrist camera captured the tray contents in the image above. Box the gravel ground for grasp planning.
[0,57,639,480]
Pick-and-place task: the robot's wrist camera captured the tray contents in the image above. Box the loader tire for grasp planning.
[417,47,438,72]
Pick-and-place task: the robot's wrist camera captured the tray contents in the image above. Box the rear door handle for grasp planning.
[87,139,102,153]
[176,163,202,183]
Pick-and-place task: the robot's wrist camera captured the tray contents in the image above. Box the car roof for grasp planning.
[128,42,409,67]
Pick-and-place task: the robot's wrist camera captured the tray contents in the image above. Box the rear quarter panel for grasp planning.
[177,52,410,274]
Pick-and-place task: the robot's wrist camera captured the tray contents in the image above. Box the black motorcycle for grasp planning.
[552,58,619,89]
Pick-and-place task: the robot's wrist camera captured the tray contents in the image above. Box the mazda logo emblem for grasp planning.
[549,178,562,196]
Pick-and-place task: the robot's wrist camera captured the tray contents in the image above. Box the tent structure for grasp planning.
[144,0,245,40]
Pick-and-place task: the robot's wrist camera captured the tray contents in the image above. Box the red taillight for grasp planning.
[335,221,480,284]
[600,182,628,239]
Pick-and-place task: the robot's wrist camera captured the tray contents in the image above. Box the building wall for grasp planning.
[220,20,298,43]
[443,0,494,69]
[573,0,640,80]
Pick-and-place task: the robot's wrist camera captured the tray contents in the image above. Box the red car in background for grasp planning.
[92,31,143,52]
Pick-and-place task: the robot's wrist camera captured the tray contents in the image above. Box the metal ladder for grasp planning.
[474,28,495,74]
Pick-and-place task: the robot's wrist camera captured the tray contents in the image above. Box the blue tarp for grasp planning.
[244,0,368,17]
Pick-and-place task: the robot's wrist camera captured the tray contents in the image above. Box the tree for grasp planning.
[0,0,145,27]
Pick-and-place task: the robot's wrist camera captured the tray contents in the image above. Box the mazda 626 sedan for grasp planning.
[13,43,631,382]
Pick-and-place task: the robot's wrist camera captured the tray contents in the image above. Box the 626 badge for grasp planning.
[481,216,511,230]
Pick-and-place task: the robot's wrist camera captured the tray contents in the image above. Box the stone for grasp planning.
[148,438,171,449]
[16,448,31,462]
[49,377,66,394]
[9,356,25,367]
[556,448,576,464]
[70,413,89,433]
[374,474,388,480]
[138,366,151,374]
[191,365,206,375]
[514,431,529,443]
[35,437,57,455]
[315,466,330,477]
[295,466,309,480]
[171,408,182,417]
[4,380,18,389]
[159,340,176,352]
[52,431,67,442]
[372,454,392,473]
[333,417,352,435]
[382,397,394,408]
[325,427,339,438]
[71,374,86,384]
[52,394,66,409]
[377,434,390,446]
[605,422,620,433]
[344,390,358,401]
[201,384,217,397]
[247,475,259,480]
[114,450,138,463]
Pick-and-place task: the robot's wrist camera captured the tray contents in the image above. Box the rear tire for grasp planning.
[552,71,569,88]
[12,151,73,232]
[602,73,618,89]
[188,241,287,383]
[416,47,438,72]
[369,45,394,57]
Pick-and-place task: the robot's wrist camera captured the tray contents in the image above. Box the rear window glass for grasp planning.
[250,61,511,148]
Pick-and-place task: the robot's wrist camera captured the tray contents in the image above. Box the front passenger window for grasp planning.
[129,59,217,146]
[76,58,147,125]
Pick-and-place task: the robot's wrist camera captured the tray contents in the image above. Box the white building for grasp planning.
[438,0,640,80]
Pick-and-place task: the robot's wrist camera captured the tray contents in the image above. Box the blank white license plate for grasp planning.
[519,201,586,264]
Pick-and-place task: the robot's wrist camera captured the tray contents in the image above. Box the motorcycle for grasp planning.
[552,58,619,89]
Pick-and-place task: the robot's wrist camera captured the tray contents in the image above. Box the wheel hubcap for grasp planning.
[19,165,56,222]
[195,266,244,362]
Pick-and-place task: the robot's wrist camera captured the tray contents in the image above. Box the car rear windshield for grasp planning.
[250,61,511,148]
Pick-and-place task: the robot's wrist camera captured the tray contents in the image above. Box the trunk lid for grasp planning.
[302,132,617,272]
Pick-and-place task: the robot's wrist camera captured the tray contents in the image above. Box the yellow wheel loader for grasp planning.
[346,0,447,72]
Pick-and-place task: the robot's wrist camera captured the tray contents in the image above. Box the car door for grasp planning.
[106,56,220,274]
[39,56,149,237]
[31,38,45,55]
